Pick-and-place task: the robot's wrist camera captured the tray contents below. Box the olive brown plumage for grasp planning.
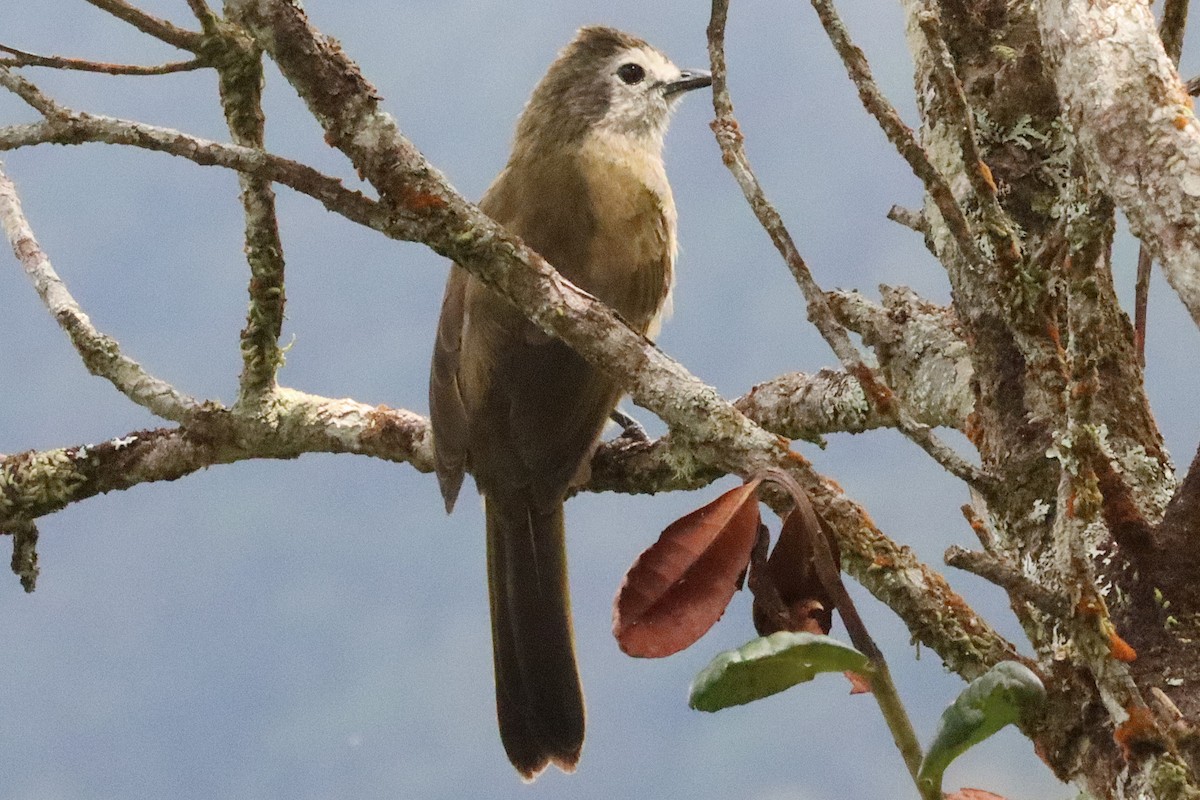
[429,26,710,779]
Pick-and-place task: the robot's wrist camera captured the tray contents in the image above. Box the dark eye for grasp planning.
[616,63,645,85]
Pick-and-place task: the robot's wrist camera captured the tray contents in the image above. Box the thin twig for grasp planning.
[0,44,204,75]
[807,0,987,272]
[205,27,289,403]
[887,205,928,235]
[0,66,68,118]
[0,165,201,422]
[184,0,217,26]
[0,115,388,240]
[1134,245,1151,365]
[707,0,990,492]
[959,500,999,553]
[81,0,203,51]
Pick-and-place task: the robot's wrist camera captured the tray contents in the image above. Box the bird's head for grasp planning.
[515,26,712,152]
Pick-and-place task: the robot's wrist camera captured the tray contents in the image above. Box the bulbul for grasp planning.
[429,26,710,779]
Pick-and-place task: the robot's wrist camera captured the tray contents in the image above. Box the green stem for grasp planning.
[764,468,931,798]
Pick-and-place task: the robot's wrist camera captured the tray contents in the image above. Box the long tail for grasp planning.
[485,492,585,780]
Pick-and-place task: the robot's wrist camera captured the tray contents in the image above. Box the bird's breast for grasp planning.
[574,131,677,334]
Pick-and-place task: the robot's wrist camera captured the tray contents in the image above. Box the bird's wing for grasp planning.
[429,264,471,512]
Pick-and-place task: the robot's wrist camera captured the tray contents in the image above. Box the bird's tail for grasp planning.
[485,492,585,780]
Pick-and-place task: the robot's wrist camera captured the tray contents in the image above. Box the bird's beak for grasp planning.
[662,68,713,96]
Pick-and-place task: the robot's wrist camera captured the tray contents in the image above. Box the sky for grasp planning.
[1,2,1196,799]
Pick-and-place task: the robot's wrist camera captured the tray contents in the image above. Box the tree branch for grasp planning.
[0,165,202,422]
[0,112,388,238]
[203,15,290,403]
[1039,0,1200,331]
[0,44,204,75]
[707,0,988,491]
[81,0,203,52]
[807,0,990,273]
[0,392,433,527]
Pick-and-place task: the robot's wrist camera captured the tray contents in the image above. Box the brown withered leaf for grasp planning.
[614,478,762,658]
[751,504,841,636]
[945,790,1007,800]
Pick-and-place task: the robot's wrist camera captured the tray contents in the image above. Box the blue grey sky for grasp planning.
[3,2,1194,799]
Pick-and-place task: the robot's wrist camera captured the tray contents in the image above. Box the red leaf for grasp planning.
[614,479,762,658]
[944,790,1007,800]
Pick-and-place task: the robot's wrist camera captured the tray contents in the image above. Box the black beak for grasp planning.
[662,68,713,96]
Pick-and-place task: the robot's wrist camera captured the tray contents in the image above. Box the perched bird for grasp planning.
[429,26,710,779]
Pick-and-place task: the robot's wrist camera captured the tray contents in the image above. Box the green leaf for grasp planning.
[688,631,870,712]
[918,662,1046,794]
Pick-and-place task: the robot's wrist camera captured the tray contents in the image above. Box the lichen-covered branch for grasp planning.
[0,392,433,527]
[199,14,290,403]
[1039,0,1200,331]
[0,109,388,236]
[0,164,202,422]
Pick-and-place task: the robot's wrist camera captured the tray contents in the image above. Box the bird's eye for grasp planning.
[616,63,645,85]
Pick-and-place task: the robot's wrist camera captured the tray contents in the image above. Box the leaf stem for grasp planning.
[763,468,933,799]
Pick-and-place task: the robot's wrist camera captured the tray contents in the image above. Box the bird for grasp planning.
[429,25,711,780]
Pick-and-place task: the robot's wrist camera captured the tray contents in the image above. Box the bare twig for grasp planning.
[959,500,999,553]
[807,0,988,272]
[1134,245,1151,365]
[0,115,387,238]
[205,25,290,403]
[0,165,201,422]
[184,0,217,26]
[0,44,204,75]
[81,0,203,51]
[707,0,989,491]
[887,204,928,235]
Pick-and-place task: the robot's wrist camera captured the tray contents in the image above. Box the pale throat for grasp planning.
[576,127,675,214]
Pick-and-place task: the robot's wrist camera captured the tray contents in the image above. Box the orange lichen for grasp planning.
[1075,594,1103,618]
[403,190,448,211]
[1114,705,1160,760]
[978,160,997,192]
[1046,321,1063,352]
[1104,619,1138,663]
